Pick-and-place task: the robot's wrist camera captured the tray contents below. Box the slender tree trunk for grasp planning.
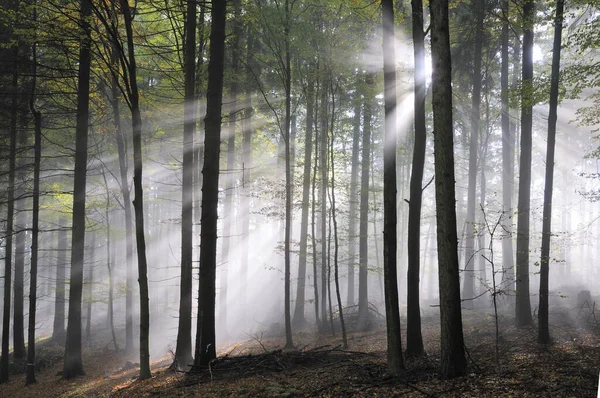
[430,0,467,378]
[195,0,226,367]
[63,0,92,378]
[86,234,95,342]
[0,30,18,389]
[282,0,294,349]
[406,0,427,357]
[357,75,372,331]
[110,45,134,353]
[293,77,314,327]
[311,106,321,330]
[347,86,361,307]
[515,0,535,327]
[462,0,484,306]
[320,76,329,332]
[382,0,404,374]
[53,217,67,341]
[13,115,27,360]
[500,0,515,292]
[240,22,253,320]
[175,0,197,369]
[538,0,563,344]
[329,89,347,348]
[120,0,151,379]
[26,29,42,383]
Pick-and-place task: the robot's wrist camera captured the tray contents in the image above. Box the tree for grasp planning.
[292,75,315,327]
[1,37,18,387]
[357,74,373,331]
[63,0,92,379]
[26,9,42,382]
[119,0,152,379]
[406,0,427,357]
[52,217,67,341]
[430,0,467,378]
[381,0,404,375]
[175,0,197,369]
[195,0,226,368]
[462,0,484,306]
[538,0,564,345]
[500,0,515,293]
[515,0,535,327]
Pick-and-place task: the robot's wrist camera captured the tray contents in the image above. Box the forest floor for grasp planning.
[2,302,600,397]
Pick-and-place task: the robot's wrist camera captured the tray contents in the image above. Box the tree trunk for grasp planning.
[110,42,134,353]
[86,234,95,342]
[515,0,535,327]
[311,106,321,330]
[195,0,226,368]
[240,22,253,321]
[175,0,197,369]
[26,30,42,383]
[320,76,329,332]
[53,217,67,341]
[63,0,92,379]
[538,0,563,345]
[430,0,467,378]
[500,0,515,293]
[282,0,294,349]
[347,85,361,307]
[357,75,372,331]
[293,77,314,327]
[462,0,484,307]
[382,0,405,374]
[120,0,152,379]
[329,89,347,349]
[406,0,427,357]
[13,113,27,360]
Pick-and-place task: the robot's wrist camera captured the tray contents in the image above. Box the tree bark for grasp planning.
[538,0,564,345]
[357,74,372,331]
[53,217,67,342]
[430,0,467,378]
[293,76,314,327]
[175,0,197,369]
[382,0,405,374]
[515,0,535,327]
[406,0,427,357]
[195,0,226,367]
[120,0,152,379]
[462,0,484,307]
[63,0,92,379]
[347,84,361,307]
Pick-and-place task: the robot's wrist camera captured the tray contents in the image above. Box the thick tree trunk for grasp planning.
[462,0,484,306]
[293,77,314,327]
[538,0,563,345]
[120,0,152,379]
[175,0,197,369]
[63,0,92,379]
[195,0,226,368]
[515,0,535,327]
[26,32,42,383]
[357,75,373,331]
[382,0,404,374]
[430,0,467,378]
[406,0,427,357]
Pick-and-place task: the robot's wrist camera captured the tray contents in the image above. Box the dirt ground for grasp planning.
[1,304,599,397]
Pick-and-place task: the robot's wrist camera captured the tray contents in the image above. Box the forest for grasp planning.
[1,0,600,396]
